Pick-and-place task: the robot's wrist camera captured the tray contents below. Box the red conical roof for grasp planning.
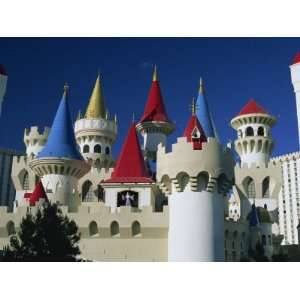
[183,115,207,150]
[237,99,268,116]
[139,75,170,123]
[28,181,48,206]
[0,65,7,76]
[104,123,153,183]
[292,52,300,65]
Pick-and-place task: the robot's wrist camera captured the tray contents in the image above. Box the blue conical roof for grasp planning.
[196,79,216,138]
[248,204,260,227]
[37,85,83,161]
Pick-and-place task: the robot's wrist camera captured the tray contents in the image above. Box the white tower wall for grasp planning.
[290,62,300,148]
[168,190,224,261]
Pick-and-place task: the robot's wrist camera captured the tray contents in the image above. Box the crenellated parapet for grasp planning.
[24,126,50,157]
[157,137,235,196]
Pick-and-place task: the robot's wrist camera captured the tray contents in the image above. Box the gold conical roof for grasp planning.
[85,75,106,119]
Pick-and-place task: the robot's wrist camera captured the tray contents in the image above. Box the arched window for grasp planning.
[110,221,120,237]
[89,221,98,237]
[262,177,270,198]
[83,145,90,153]
[97,185,105,202]
[257,126,264,136]
[132,221,141,237]
[225,230,229,239]
[6,221,15,236]
[82,181,94,202]
[238,129,243,138]
[197,172,209,192]
[22,171,29,190]
[176,172,189,192]
[262,235,266,246]
[246,127,254,137]
[94,144,102,153]
[245,177,256,198]
[105,146,110,155]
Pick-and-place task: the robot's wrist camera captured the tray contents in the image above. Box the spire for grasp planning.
[85,74,106,119]
[153,65,158,82]
[139,67,171,123]
[195,78,216,138]
[28,181,48,206]
[37,85,83,160]
[104,123,153,183]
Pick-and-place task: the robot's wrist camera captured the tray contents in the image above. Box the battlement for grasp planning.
[157,136,235,181]
[24,126,50,143]
[74,118,118,140]
[271,151,300,162]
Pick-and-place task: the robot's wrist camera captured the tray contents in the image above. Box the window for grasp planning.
[262,235,266,246]
[246,127,254,136]
[245,177,256,198]
[262,177,270,198]
[196,172,208,192]
[22,171,29,190]
[132,221,141,237]
[83,145,90,153]
[110,221,120,237]
[105,146,110,155]
[89,221,98,237]
[117,190,138,207]
[257,126,264,136]
[94,144,102,153]
[82,181,94,202]
[97,185,105,202]
[268,235,272,245]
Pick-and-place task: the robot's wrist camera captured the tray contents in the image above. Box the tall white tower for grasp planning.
[290,52,300,149]
[74,75,117,169]
[136,66,174,162]
[157,103,235,261]
[0,64,8,116]
[230,99,276,167]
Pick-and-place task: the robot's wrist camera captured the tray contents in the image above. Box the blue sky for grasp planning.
[0,38,299,157]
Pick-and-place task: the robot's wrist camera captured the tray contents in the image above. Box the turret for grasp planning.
[24,127,50,157]
[136,66,174,162]
[0,64,8,116]
[74,75,117,168]
[29,84,90,212]
[231,99,276,167]
[157,99,235,261]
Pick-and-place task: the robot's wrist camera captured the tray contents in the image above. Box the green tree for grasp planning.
[1,203,81,262]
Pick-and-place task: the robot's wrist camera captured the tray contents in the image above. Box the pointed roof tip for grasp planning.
[191,97,197,115]
[62,83,69,99]
[152,65,158,82]
[0,64,7,76]
[84,74,106,119]
[292,52,300,65]
[199,77,204,94]
[103,122,153,184]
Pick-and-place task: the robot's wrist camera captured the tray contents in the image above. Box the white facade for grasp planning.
[272,152,300,245]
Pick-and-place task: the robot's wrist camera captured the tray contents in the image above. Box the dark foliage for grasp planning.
[1,203,81,262]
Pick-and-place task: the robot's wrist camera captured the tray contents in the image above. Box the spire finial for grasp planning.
[191,97,197,115]
[63,83,69,99]
[132,112,135,123]
[152,65,158,82]
[199,77,204,94]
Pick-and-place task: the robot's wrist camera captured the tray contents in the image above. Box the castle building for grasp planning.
[0,64,7,116]
[2,58,300,261]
